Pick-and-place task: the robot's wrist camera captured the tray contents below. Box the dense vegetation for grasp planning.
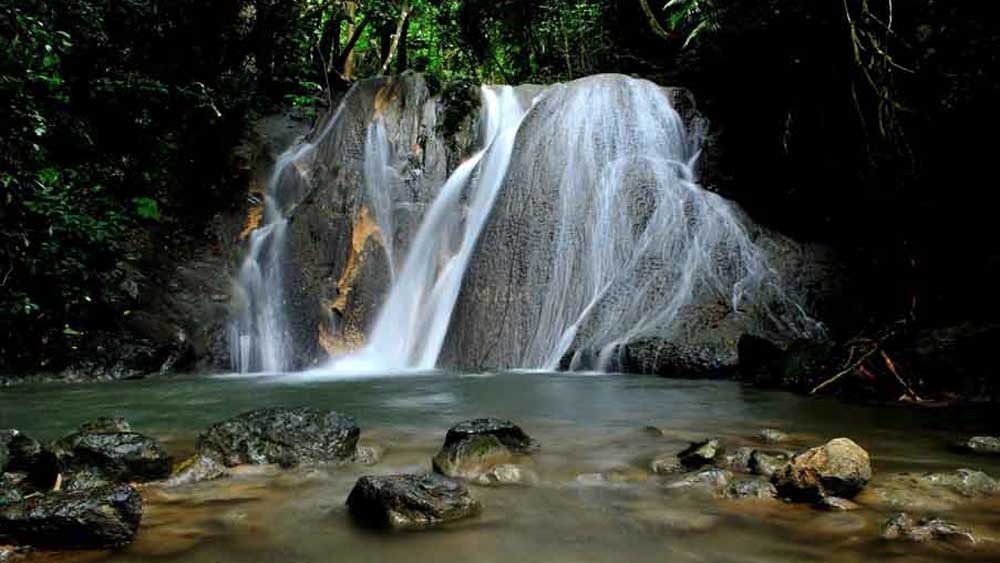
[1,1,997,377]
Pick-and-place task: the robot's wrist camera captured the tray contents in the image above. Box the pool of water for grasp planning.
[2,372,999,562]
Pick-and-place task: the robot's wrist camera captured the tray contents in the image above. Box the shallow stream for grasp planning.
[2,372,998,562]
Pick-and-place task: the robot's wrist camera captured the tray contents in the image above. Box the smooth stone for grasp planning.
[882,512,977,544]
[725,477,778,500]
[197,407,360,468]
[432,419,535,480]
[678,439,722,469]
[773,438,871,501]
[666,469,733,494]
[346,474,481,529]
[0,484,142,548]
[757,429,788,444]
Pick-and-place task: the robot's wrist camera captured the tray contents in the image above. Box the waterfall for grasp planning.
[228,92,355,373]
[316,86,528,374]
[363,117,398,277]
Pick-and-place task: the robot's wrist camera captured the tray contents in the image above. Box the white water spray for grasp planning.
[315,86,528,374]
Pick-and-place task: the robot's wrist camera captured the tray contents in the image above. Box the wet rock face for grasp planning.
[0,484,142,549]
[1,433,58,493]
[725,477,778,500]
[196,407,360,468]
[666,469,733,494]
[52,418,173,489]
[347,474,481,529]
[882,513,977,544]
[773,438,872,501]
[282,73,485,362]
[432,419,536,480]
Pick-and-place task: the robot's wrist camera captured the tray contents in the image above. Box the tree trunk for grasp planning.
[379,3,413,75]
[396,15,412,73]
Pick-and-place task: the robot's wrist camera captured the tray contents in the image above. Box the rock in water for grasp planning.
[1,432,58,492]
[749,449,793,479]
[666,469,733,494]
[1,474,23,506]
[678,439,723,469]
[197,407,360,467]
[882,513,977,544]
[650,453,685,475]
[773,438,871,501]
[720,446,755,473]
[52,418,173,489]
[756,429,788,444]
[432,419,535,480]
[955,436,1000,455]
[347,474,481,529]
[862,469,999,511]
[0,484,142,549]
[725,478,778,500]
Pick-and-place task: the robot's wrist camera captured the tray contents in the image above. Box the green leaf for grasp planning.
[133,196,161,220]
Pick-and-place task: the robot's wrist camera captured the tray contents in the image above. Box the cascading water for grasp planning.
[363,117,398,276]
[316,86,528,374]
[229,93,356,374]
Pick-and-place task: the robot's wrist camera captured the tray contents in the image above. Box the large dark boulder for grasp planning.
[0,484,142,549]
[1,432,58,493]
[773,438,872,501]
[432,419,536,480]
[196,407,360,467]
[347,474,481,529]
[52,417,172,490]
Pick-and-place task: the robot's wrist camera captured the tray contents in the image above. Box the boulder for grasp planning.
[1,475,22,507]
[882,513,977,544]
[346,474,481,529]
[1,433,57,492]
[954,436,1000,455]
[677,439,723,469]
[0,484,142,549]
[724,478,778,500]
[773,438,871,501]
[432,419,535,480]
[618,337,730,377]
[197,407,360,467]
[166,454,228,487]
[52,418,173,489]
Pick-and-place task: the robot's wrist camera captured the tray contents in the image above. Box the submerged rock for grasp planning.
[432,419,535,480]
[346,474,481,529]
[773,438,871,501]
[955,436,1000,455]
[863,469,999,511]
[475,464,538,486]
[882,513,977,544]
[678,439,723,469]
[52,418,173,489]
[815,496,860,511]
[666,469,733,494]
[0,484,142,549]
[650,453,685,475]
[167,454,228,487]
[197,407,360,468]
[756,429,788,444]
[725,477,778,500]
